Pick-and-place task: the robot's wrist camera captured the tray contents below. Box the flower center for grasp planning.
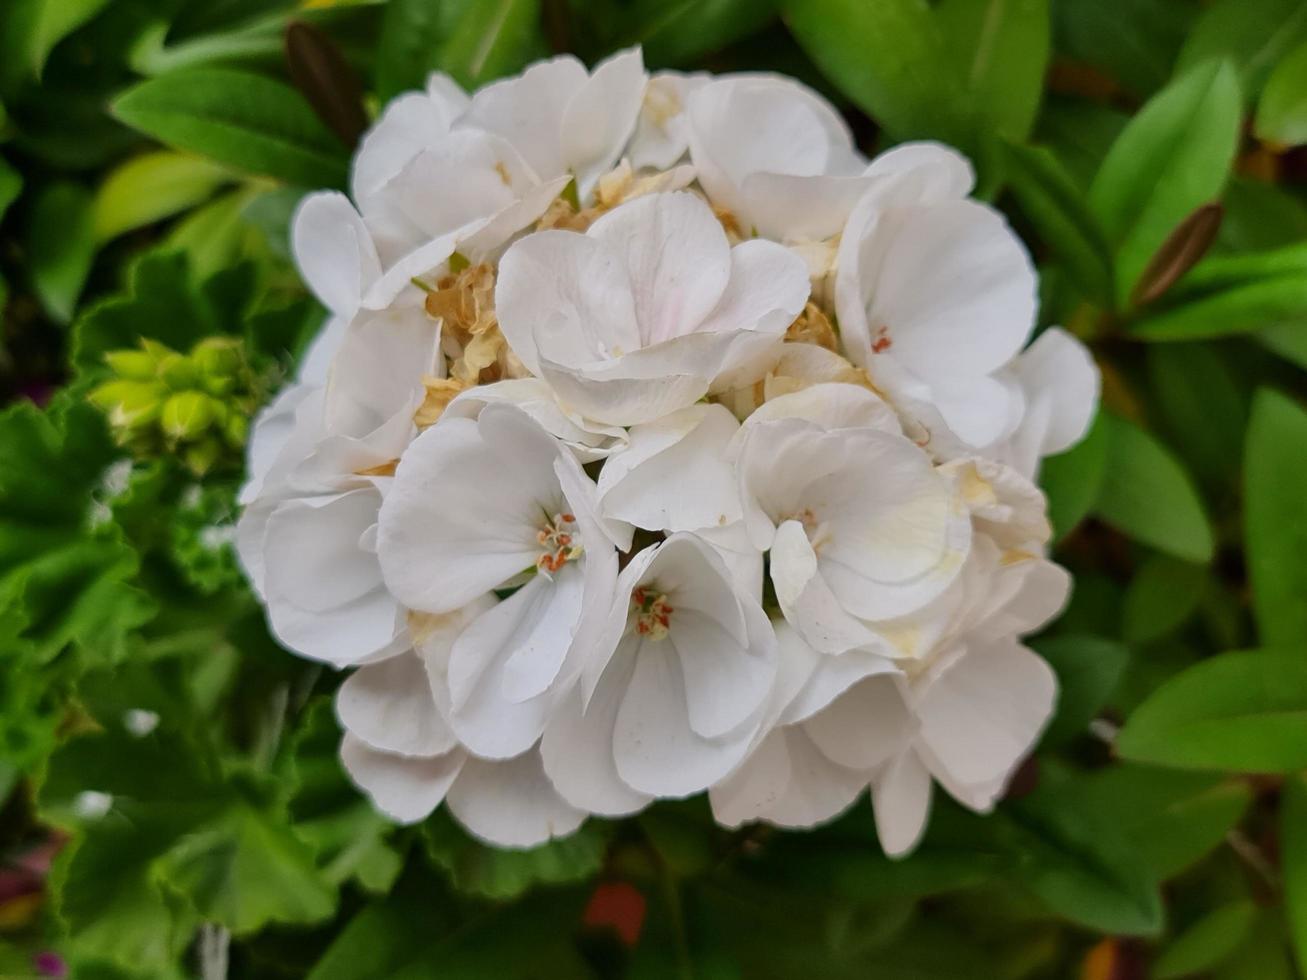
[792,507,833,553]
[631,586,673,641]
[536,512,582,574]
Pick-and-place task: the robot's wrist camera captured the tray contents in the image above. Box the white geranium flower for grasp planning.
[541,533,777,811]
[496,190,810,425]
[834,164,1039,449]
[685,74,870,242]
[735,388,971,654]
[376,404,630,759]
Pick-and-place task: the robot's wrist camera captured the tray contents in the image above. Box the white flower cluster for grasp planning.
[237,49,1099,854]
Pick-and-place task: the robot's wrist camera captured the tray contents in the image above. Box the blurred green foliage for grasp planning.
[0,0,1305,977]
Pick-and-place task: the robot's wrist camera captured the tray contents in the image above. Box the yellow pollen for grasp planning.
[536,513,582,574]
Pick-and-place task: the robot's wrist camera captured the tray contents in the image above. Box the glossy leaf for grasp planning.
[1089,59,1242,308]
[1245,388,1307,647]
[1002,141,1113,303]
[1094,414,1214,563]
[91,151,231,244]
[113,68,349,188]
[1117,649,1307,772]
[1255,39,1307,146]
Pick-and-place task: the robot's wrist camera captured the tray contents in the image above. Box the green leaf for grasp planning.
[1256,39,1307,146]
[1070,765,1251,879]
[1245,388,1307,647]
[435,0,546,90]
[1261,320,1307,370]
[1051,0,1196,98]
[421,808,610,900]
[157,800,337,935]
[622,0,779,67]
[1132,275,1307,340]
[783,0,968,146]
[1094,413,1214,562]
[1002,776,1164,936]
[163,186,267,284]
[1220,176,1307,252]
[112,68,349,188]
[28,181,95,324]
[1032,633,1128,745]
[91,151,231,244]
[936,0,1051,143]
[1177,0,1307,103]
[1154,900,1258,979]
[1001,141,1114,303]
[1214,913,1298,980]
[0,158,21,221]
[1122,555,1206,645]
[1117,649,1307,772]
[1284,774,1307,976]
[1147,344,1248,490]
[1041,409,1108,539]
[0,0,112,84]
[1088,59,1243,308]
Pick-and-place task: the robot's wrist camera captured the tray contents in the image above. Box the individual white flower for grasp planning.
[496,190,810,426]
[459,48,647,200]
[735,385,971,654]
[376,404,630,759]
[541,532,777,813]
[834,165,1039,450]
[337,598,587,848]
[685,74,870,242]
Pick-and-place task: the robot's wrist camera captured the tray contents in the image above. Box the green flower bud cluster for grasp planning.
[89,337,257,476]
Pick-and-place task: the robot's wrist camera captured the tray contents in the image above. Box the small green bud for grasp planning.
[104,349,160,381]
[158,352,201,390]
[202,374,237,398]
[161,391,216,441]
[89,380,165,429]
[191,337,243,378]
[183,437,224,476]
[221,412,249,449]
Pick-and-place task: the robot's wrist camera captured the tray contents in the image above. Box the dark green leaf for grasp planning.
[1094,413,1214,563]
[1070,765,1251,879]
[1245,388,1307,647]
[0,0,112,85]
[1089,59,1242,308]
[113,68,349,188]
[1148,343,1249,491]
[1122,555,1207,645]
[1177,0,1307,103]
[1041,408,1108,539]
[437,0,548,90]
[1255,39,1307,146]
[1117,649,1307,772]
[623,0,779,67]
[1001,141,1113,303]
[421,807,610,900]
[1032,633,1128,745]
[28,181,95,324]
[1132,275,1307,340]
[1051,0,1196,98]
[1284,773,1307,976]
[1154,900,1257,979]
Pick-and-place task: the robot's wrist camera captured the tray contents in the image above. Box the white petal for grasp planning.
[541,658,653,817]
[446,749,587,848]
[264,491,383,612]
[1013,327,1100,464]
[740,382,900,436]
[292,192,381,318]
[447,569,583,759]
[916,640,1056,788]
[612,640,756,797]
[340,733,464,824]
[864,141,975,203]
[461,55,589,180]
[586,191,731,346]
[770,519,883,656]
[597,403,742,532]
[803,674,913,771]
[298,313,349,386]
[871,749,932,857]
[376,414,555,613]
[561,47,647,196]
[496,228,641,377]
[336,651,457,757]
[696,238,810,338]
[324,306,438,439]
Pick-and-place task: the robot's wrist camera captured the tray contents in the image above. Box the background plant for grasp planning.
[1,0,1306,977]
